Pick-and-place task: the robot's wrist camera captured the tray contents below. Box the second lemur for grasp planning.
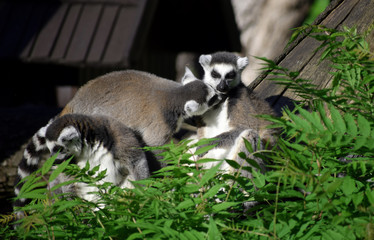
[15,114,151,217]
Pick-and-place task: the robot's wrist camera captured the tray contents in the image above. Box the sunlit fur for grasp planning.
[14,69,223,219]
[194,52,277,177]
[60,69,222,147]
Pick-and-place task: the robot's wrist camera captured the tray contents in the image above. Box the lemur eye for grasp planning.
[225,71,236,79]
[211,70,221,79]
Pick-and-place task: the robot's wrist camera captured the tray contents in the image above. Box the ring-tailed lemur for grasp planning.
[194,51,277,177]
[14,69,221,213]
[60,68,221,147]
[14,114,152,215]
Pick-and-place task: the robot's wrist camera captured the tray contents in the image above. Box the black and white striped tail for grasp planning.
[13,120,53,216]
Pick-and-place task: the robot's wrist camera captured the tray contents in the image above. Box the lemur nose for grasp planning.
[217,81,229,92]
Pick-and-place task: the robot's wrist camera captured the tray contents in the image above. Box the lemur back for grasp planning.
[15,114,151,212]
[61,69,220,147]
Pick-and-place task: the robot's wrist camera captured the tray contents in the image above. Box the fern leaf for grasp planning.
[49,157,72,182]
[357,114,370,138]
[317,102,334,131]
[42,153,58,176]
[329,104,346,134]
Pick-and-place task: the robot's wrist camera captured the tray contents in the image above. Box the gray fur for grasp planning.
[14,69,221,216]
[15,114,153,214]
[61,69,221,147]
[196,52,277,175]
[45,114,150,177]
[45,114,151,184]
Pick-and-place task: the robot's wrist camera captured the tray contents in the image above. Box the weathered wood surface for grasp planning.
[232,0,313,85]
[251,0,374,114]
[0,0,147,66]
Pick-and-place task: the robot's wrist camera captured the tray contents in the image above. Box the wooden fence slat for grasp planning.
[321,0,360,29]
[254,36,322,104]
[102,2,144,65]
[30,3,69,60]
[86,5,119,63]
[65,4,102,62]
[277,0,373,108]
[336,0,374,33]
[19,4,50,59]
[252,0,374,114]
[50,4,82,60]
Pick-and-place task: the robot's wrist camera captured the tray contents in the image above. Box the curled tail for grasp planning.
[13,120,54,214]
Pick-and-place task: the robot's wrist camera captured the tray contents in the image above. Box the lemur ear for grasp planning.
[237,56,249,70]
[199,54,212,68]
[59,126,81,144]
[184,100,200,117]
[58,126,82,153]
[181,67,197,85]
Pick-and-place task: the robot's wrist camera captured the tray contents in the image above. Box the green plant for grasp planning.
[257,24,374,239]
[1,139,269,239]
[303,0,330,25]
[1,25,374,239]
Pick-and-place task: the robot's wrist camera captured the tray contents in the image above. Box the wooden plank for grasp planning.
[254,36,322,104]
[319,0,360,29]
[253,0,362,110]
[30,3,69,60]
[0,3,33,58]
[275,0,372,110]
[65,4,102,62]
[50,4,82,60]
[335,0,374,33]
[19,4,50,59]
[86,5,119,63]
[102,1,145,65]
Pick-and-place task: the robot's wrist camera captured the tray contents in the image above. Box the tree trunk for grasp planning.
[231,0,313,85]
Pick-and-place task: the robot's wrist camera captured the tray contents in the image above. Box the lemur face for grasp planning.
[206,63,239,93]
[181,67,222,117]
[199,52,248,94]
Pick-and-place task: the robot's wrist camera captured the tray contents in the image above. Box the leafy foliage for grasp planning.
[1,25,374,239]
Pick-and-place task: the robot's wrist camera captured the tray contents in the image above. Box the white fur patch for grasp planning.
[199,54,212,67]
[184,100,212,117]
[24,150,39,166]
[14,188,20,196]
[202,148,228,165]
[202,99,231,138]
[58,126,80,143]
[74,141,140,201]
[202,64,229,89]
[237,56,249,70]
[17,167,29,179]
[37,124,48,138]
[75,142,115,200]
[181,67,196,85]
[175,116,184,132]
[214,63,236,76]
[184,100,200,116]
